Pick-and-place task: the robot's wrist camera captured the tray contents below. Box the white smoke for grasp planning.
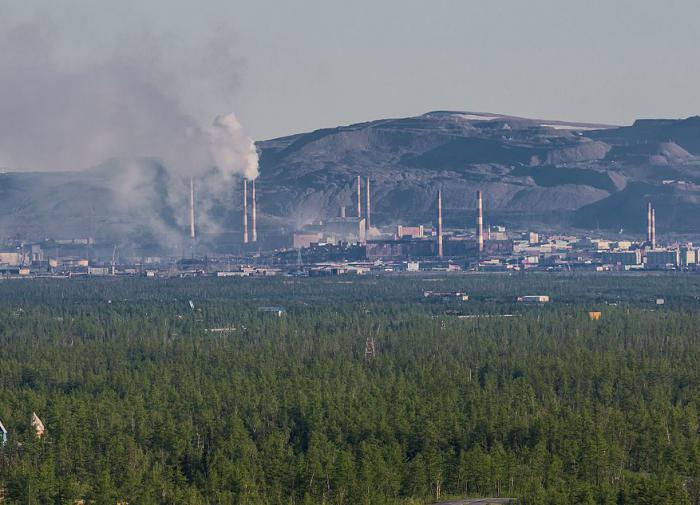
[0,10,259,251]
[209,113,260,180]
[0,15,257,178]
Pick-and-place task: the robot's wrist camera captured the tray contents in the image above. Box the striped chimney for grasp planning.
[252,179,257,242]
[437,189,443,258]
[476,190,484,253]
[189,178,196,240]
[243,179,249,244]
[366,177,371,231]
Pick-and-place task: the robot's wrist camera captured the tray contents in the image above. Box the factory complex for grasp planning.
[0,177,697,279]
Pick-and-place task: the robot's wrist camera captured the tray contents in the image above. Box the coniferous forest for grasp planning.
[1,273,700,504]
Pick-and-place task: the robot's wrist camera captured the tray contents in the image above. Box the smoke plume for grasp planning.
[209,114,260,181]
[0,7,258,250]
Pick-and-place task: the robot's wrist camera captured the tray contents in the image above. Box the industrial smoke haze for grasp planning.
[0,10,258,248]
[209,114,259,181]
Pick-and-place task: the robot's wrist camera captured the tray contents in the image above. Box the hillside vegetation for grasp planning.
[1,274,700,503]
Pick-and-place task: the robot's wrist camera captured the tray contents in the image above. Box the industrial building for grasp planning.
[299,215,366,245]
[646,250,680,269]
[395,225,424,239]
[680,245,697,267]
[293,232,322,249]
[423,291,469,302]
[518,295,550,303]
[293,177,369,246]
[366,239,435,260]
[0,249,23,266]
[258,306,286,317]
[601,250,642,267]
[7,176,700,279]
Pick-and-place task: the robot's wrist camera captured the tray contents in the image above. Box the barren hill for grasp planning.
[2,111,700,252]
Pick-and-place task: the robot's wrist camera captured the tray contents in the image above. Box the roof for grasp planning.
[31,412,44,431]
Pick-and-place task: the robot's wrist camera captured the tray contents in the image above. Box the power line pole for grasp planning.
[364,336,376,361]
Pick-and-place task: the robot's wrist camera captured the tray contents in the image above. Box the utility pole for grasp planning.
[364,336,376,361]
[111,245,117,276]
[364,324,379,361]
[437,189,443,258]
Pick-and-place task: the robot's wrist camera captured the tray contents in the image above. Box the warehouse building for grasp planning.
[646,250,680,269]
[601,250,642,267]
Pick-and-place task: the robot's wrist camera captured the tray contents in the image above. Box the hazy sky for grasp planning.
[3,0,699,141]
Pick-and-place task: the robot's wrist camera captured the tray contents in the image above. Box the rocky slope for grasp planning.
[257,111,700,234]
[2,111,700,252]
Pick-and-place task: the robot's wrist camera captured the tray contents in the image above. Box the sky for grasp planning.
[2,0,699,144]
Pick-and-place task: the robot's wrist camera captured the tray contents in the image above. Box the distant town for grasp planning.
[0,176,693,279]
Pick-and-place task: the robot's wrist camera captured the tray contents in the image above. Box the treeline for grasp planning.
[1,275,700,503]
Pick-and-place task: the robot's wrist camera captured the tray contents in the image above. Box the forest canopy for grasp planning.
[0,273,699,504]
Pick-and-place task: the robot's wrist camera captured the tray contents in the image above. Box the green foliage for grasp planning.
[0,273,698,503]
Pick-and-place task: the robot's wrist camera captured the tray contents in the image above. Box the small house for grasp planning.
[0,419,7,446]
[31,412,45,439]
[518,295,550,304]
[258,306,286,317]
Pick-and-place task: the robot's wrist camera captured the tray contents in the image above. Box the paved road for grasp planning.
[436,499,515,505]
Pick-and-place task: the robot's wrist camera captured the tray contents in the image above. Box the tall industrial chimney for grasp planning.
[366,177,371,232]
[252,179,257,242]
[647,201,653,245]
[357,175,362,218]
[437,189,443,258]
[651,207,656,249]
[243,179,249,244]
[189,177,196,240]
[476,190,484,253]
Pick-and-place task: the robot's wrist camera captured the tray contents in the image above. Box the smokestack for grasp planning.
[476,190,484,253]
[366,177,371,231]
[647,201,652,245]
[651,207,656,249]
[340,206,346,218]
[252,179,257,242]
[357,175,362,218]
[437,189,443,258]
[243,179,249,244]
[189,177,196,240]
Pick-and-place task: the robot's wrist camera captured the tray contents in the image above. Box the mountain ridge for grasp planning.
[2,110,700,252]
